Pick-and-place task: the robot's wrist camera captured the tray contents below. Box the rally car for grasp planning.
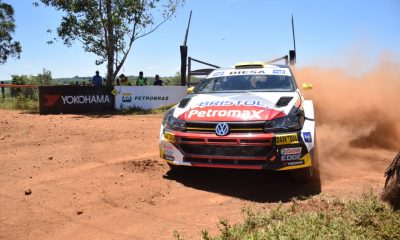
[159,62,317,180]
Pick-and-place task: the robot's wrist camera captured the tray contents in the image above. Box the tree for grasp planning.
[40,0,184,86]
[0,1,22,64]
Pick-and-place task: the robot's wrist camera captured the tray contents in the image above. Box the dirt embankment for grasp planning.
[0,59,399,239]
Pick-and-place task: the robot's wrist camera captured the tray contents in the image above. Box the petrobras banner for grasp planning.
[114,86,187,110]
[39,86,114,114]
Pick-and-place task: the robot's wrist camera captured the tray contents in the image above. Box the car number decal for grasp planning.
[276,133,299,145]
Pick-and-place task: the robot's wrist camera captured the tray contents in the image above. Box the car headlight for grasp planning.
[265,111,304,132]
[163,108,186,132]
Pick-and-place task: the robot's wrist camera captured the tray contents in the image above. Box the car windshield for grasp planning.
[194,74,296,93]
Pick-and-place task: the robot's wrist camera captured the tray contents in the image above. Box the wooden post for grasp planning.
[1,81,4,99]
[180,45,187,86]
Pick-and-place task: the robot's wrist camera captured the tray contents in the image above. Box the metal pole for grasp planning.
[180,45,187,86]
[188,57,192,85]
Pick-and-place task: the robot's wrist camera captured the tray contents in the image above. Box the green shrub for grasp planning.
[199,194,400,240]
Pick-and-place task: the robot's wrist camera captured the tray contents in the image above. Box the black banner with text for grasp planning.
[39,86,114,114]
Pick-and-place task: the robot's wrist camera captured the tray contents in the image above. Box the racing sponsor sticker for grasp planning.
[212,71,224,77]
[179,105,285,121]
[206,68,291,78]
[164,155,174,161]
[276,133,299,145]
[273,69,285,74]
[281,154,302,161]
[281,147,302,155]
[303,132,312,143]
[162,142,175,156]
[122,93,132,102]
[163,132,176,143]
[287,160,304,166]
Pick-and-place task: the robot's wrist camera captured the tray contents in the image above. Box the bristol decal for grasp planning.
[198,100,263,107]
[179,106,285,121]
[303,132,312,143]
[281,147,302,155]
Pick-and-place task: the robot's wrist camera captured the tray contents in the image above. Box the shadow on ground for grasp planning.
[164,167,321,203]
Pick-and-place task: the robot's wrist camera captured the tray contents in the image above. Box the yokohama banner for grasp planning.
[39,86,114,114]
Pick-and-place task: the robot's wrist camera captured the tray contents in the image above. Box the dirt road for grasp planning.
[0,107,397,240]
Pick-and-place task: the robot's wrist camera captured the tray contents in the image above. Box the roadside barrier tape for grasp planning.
[0,84,37,88]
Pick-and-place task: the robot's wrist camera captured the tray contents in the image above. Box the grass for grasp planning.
[0,96,39,112]
[195,193,400,240]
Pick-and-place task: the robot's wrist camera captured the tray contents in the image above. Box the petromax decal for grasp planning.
[180,105,285,121]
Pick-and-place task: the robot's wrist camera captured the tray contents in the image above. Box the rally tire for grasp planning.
[291,139,319,182]
[167,162,183,171]
[291,167,313,182]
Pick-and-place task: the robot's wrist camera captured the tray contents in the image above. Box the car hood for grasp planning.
[173,91,302,122]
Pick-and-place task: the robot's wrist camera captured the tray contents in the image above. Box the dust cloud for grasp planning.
[292,56,400,180]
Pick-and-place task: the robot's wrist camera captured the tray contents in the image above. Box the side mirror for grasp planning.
[187,86,194,94]
[302,83,313,90]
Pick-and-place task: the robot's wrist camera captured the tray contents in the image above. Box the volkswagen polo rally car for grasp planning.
[159,62,317,180]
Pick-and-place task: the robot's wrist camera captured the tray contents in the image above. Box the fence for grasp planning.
[0,81,38,99]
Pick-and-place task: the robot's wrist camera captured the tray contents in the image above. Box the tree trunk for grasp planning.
[105,0,114,86]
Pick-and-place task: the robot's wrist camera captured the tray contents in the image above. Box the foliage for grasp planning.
[164,72,181,86]
[0,1,22,64]
[33,68,53,86]
[39,0,185,85]
[200,194,400,240]
[0,69,53,111]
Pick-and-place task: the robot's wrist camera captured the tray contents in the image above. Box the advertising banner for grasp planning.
[39,86,114,114]
[114,86,187,110]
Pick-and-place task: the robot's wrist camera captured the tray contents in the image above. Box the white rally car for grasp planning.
[160,62,317,180]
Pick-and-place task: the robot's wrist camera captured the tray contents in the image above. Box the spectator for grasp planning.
[91,70,103,87]
[136,71,146,86]
[153,74,164,86]
[117,74,129,86]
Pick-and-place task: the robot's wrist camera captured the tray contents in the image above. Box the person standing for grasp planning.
[153,74,164,86]
[136,71,146,86]
[117,74,129,86]
[91,70,103,87]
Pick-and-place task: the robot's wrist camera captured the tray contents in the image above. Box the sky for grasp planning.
[1,0,399,80]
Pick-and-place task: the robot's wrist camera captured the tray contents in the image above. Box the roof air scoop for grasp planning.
[276,96,293,107]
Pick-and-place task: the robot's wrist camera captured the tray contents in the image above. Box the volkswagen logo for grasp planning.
[215,122,229,136]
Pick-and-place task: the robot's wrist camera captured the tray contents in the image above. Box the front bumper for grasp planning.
[160,120,315,171]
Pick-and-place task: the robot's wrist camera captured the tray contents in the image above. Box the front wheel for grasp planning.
[291,140,319,182]
[167,162,184,172]
[291,166,313,182]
